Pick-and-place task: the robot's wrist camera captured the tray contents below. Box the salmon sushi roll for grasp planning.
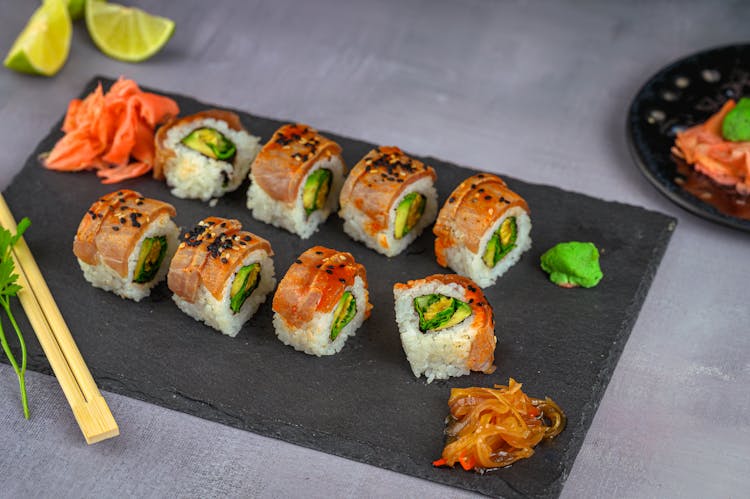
[434,173,531,288]
[246,124,345,239]
[168,217,276,337]
[154,110,261,201]
[339,146,438,257]
[73,190,179,301]
[393,274,496,382]
[272,246,371,356]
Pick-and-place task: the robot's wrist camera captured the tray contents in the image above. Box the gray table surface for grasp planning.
[0,0,748,497]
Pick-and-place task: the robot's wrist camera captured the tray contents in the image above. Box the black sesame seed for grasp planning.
[470,184,476,189]
[484,195,492,201]
[339,278,346,283]
[477,174,485,178]
[468,285,476,292]
[315,251,323,255]
[221,258,228,264]
[112,226,119,231]
[448,196,456,204]
[119,217,126,224]
[295,259,302,264]
[478,188,484,193]
[325,269,333,274]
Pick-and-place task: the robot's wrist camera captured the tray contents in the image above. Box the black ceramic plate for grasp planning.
[627,43,750,232]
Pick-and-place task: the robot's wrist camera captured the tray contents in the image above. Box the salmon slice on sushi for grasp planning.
[434,173,531,288]
[167,217,276,337]
[393,274,496,383]
[272,246,371,356]
[246,124,345,239]
[154,110,261,201]
[73,189,179,301]
[339,146,438,257]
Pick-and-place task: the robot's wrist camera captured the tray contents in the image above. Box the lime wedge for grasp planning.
[67,0,85,20]
[3,0,72,76]
[85,0,175,63]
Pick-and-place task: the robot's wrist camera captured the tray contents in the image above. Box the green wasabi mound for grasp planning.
[722,98,750,142]
[540,242,602,288]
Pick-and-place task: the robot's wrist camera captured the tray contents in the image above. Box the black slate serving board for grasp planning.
[3,77,675,498]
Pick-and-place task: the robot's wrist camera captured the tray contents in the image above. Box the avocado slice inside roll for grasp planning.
[394,192,426,240]
[302,169,332,216]
[483,216,518,268]
[181,127,237,161]
[413,294,472,332]
[230,263,261,314]
[330,291,357,340]
[133,236,168,284]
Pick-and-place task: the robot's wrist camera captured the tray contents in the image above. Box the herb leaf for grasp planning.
[0,217,31,419]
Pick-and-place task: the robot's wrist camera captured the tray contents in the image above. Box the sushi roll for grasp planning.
[272,246,371,356]
[434,173,531,288]
[167,217,276,337]
[246,124,345,239]
[73,189,179,301]
[393,274,496,382]
[339,146,438,257]
[154,109,261,201]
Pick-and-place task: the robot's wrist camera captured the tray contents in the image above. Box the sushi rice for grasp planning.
[341,177,438,257]
[78,213,179,302]
[394,279,485,383]
[274,275,368,356]
[247,154,345,239]
[172,249,276,337]
[162,117,261,201]
[444,206,532,288]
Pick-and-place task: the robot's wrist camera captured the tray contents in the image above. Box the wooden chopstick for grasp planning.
[0,193,118,444]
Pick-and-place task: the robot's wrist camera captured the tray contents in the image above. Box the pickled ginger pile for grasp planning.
[42,78,179,183]
[672,99,750,195]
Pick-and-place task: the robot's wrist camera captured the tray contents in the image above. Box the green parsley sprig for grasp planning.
[0,217,31,419]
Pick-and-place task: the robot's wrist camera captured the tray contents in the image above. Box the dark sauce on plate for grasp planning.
[673,156,750,220]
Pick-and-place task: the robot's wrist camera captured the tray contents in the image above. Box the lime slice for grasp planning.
[85,0,175,63]
[67,0,85,20]
[3,0,72,76]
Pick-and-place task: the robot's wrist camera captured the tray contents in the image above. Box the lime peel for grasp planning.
[85,0,175,63]
[3,0,72,76]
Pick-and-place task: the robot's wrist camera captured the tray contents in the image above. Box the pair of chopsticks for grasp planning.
[0,193,118,444]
